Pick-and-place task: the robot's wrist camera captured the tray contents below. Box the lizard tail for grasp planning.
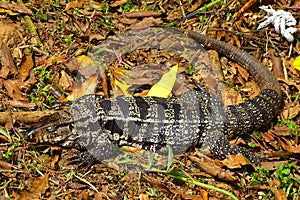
[163,27,282,99]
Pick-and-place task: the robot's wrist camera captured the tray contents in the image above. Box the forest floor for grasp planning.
[0,0,299,199]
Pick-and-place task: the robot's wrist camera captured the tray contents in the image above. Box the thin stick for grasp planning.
[172,0,223,23]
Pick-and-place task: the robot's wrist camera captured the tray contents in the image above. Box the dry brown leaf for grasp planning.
[232,0,257,20]
[269,183,287,200]
[65,1,85,14]
[101,68,109,98]
[281,102,299,119]
[272,189,287,200]
[216,30,226,40]
[58,70,73,90]
[278,78,300,93]
[89,1,106,10]
[128,17,162,29]
[3,79,27,101]
[50,147,61,168]
[0,110,58,125]
[0,134,10,142]
[77,191,90,200]
[269,49,284,79]
[0,2,32,14]
[110,0,128,7]
[0,43,18,78]
[139,194,149,200]
[188,154,237,182]
[124,11,161,18]
[180,193,205,200]
[17,174,49,200]
[232,35,241,48]
[230,138,247,147]
[117,64,163,85]
[141,174,170,193]
[65,0,106,13]
[36,56,65,70]
[205,50,224,90]
[272,126,292,137]
[76,55,101,78]
[0,160,12,169]
[88,33,106,41]
[293,0,300,6]
[236,65,249,81]
[229,63,246,86]
[135,90,150,96]
[221,153,254,169]
[65,58,81,72]
[188,0,207,12]
[4,117,13,131]
[118,16,138,25]
[168,181,206,200]
[225,88,243,105]
[64,74,98,101]
[277,137,300,153]
[0,22,22,49]
[7,99,36,108]
[261,160,289,171]
[24,69,37,88]
[284,57,300,76]
[19,49,34,81]
[262,131,276,142]
[172,79,190,96]
[244,81,260,98]
[215,182,230,190]
[199,189,208,200]
[94,193,103,200]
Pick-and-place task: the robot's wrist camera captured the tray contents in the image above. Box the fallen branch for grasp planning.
[0,110,58,125]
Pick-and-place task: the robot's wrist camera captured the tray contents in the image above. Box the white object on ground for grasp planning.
[257,5,297,42]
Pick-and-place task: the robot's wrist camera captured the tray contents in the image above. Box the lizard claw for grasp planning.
[67,150,97,169]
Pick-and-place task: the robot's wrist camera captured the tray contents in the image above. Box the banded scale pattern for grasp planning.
[27,27,282,166]
[33,88,215,162]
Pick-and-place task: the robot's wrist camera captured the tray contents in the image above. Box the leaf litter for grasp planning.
[0,0,299,199]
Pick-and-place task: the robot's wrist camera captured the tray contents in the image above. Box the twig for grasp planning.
[148,167,239,200]
[24,15,44,50]
[172,0,223,24]
[166,172,239,200]
[73,173,100,193]
[232,0,257,19]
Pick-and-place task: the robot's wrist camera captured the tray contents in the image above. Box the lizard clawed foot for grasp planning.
[68,150,97,169]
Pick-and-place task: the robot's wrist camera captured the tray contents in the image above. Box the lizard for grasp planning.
[26,27,282,167]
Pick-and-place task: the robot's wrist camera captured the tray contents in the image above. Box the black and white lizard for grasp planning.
[26,27,282,166]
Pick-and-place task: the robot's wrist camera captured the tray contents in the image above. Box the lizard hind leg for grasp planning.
[201,132,260,166]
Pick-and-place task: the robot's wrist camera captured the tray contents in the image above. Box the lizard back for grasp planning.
[27,27,282,166]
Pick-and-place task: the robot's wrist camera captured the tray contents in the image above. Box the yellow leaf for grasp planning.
[120,146,144,153]
[147,63,178,98]
[115,79,132,96]
[293,56,300,71]
[0,8,18,16]
[77,55,97,68]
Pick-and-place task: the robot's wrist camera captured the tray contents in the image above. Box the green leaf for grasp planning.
[248,141,256,148]
[0,128,11,142]
[166,145,173,171]
[293,56,300,71]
